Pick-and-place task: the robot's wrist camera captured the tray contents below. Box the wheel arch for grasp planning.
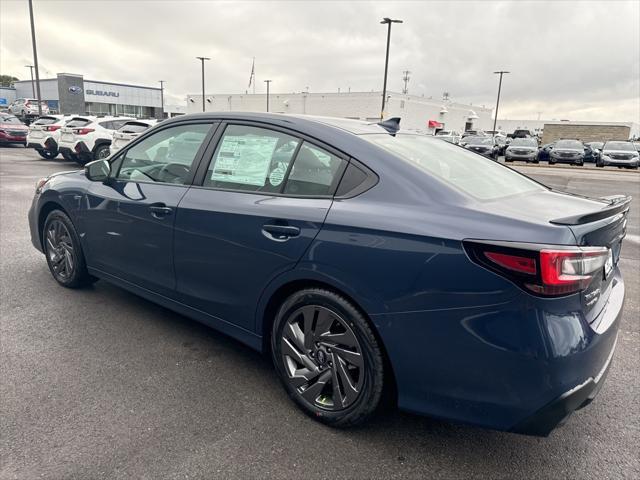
[37,201,69,250]
[258,276,398,404]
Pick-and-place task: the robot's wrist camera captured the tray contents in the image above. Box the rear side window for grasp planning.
[99,121,114,130]
[283,143,345,196]
[204,125,300,193]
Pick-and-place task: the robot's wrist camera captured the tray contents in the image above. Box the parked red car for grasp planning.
[0,114,28,146]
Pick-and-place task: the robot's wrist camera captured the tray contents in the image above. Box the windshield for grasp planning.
[365,134,545,200]
[604,141,634,151]
[555,140,583,150]
[466,136,492,145]
[510,138,538,147]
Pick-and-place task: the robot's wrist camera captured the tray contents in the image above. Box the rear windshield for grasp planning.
[365,134,545,200]
[118,122,150,134]
[1,116,22,124]
[466,136,493,145]
[555,140,583,149]
[65,118,91,128]
[510,138,538,147]
[604,141,634,151]
[33,116,58,125]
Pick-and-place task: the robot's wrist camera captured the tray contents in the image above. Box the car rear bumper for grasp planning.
[372,267,623,435]
[0,132,27,144]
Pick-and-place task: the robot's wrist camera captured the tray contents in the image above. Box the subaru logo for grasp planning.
[68,86,82,95]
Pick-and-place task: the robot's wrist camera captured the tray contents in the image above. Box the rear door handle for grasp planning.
[262,224,301,241]
[149,203,173,219]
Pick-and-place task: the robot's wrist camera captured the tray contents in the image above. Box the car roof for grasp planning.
[160,112,399,136]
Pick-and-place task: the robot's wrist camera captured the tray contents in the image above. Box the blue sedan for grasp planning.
[28,113,628,435]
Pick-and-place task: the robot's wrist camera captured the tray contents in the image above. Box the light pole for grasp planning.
[159,80,165,119]
[196,57,210,112]
[25,65,35,97]
[27,0,42,116]
[264,79,272,112]
[380,17,403,119]
[492,70,510,136]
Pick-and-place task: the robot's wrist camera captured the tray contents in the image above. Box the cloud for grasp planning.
[1,0,638,121]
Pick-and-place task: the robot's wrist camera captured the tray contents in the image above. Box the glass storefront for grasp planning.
[84,102,155,118]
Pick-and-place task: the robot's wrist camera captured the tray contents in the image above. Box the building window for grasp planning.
[85,102,155,118]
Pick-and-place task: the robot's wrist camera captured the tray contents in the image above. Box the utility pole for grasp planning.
[196,56,210,112]
[380,17,403,119]
[401,70,411,94]
[27,0,42,116]
[25,65,35,97]
[492,70,510,137]
[159,80,165,119]
[264,80,272,112]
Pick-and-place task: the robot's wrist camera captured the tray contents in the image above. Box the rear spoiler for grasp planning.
[550,195,632,225]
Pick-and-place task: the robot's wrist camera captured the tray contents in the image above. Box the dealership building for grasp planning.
[2,73,163,118]
[186,91,493,133]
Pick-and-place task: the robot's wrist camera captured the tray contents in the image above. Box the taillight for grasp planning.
[25,101,31,107]
[464,240,610,297]
[74,128,94,135]
[45,125,61,132]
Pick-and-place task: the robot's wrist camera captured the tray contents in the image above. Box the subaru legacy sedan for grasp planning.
[28,113,628,436]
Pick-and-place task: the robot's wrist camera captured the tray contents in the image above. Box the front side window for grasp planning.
[204,125,301,193]
[116,123,211,185]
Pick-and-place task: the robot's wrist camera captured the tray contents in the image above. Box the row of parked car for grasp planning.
[0,112,157,164]
[435,130,639,169]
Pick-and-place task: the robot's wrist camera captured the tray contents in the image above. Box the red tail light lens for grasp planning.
[45,125,61,132]
[465,241,611,297]
[74,128,94,135]
[484,252,537,275]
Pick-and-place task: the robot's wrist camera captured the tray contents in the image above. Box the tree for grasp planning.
[0,75,19,87]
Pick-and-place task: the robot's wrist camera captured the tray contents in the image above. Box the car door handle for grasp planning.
[262,224,301,241]
[149,204,173,219]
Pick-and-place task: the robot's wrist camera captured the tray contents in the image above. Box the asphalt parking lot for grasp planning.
[1,146,638,480]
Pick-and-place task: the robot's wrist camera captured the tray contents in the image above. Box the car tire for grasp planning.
[37,149,58,160]
[271,288,384,428]
[596,161,604,168]
[93,144,110,161]
[549,160,556,165]
[61,151,77,162]
[43,210,95,288]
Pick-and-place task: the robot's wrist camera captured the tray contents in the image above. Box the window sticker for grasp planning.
[211,135,279,186]
[269,166,286,186]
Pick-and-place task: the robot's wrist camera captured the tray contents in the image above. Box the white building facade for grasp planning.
[186,91,493,133]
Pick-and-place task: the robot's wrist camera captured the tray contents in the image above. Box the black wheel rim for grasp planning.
[280,305,364,411]
[45,219,75,280]
[96,147,109,159]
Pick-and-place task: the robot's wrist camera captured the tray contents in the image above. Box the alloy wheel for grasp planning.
[45,219,75,280]
[280,305,364,411]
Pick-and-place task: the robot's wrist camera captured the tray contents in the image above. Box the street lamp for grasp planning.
[25,65,35,97]
[159,80,165,119]
[196,57,210,112]
[380,17,403,119]
[27,0,42,116]
[492,70,510,136]
[264,79,272,112]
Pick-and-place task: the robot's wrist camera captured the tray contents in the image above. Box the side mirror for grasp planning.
[85,159,111,182]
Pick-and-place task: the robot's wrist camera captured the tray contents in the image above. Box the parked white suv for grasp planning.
[7,98,50,119]
[26,115,72,160]
[109,119,158,155]
[58,116,135,164]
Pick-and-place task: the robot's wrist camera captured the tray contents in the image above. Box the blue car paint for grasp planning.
[28,112,625,435]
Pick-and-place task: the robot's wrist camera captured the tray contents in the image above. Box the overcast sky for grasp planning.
[1,0,638,121]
